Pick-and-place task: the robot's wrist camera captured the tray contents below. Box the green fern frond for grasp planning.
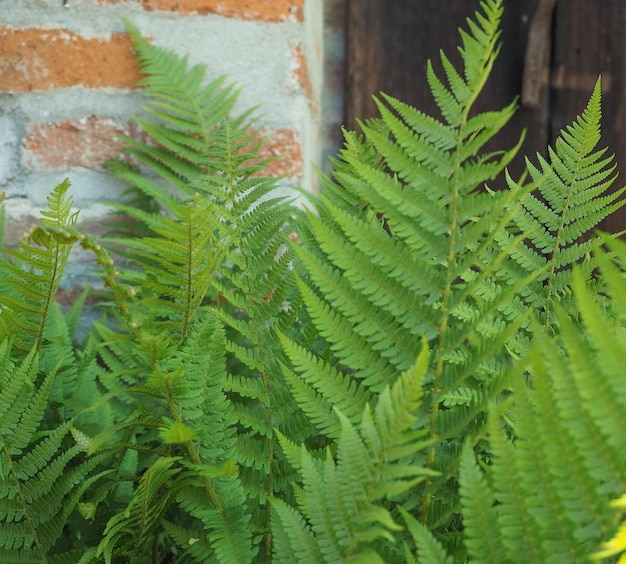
[105,22,304,555]
[399,506,454,564]
[273,342,435,561]
[31,212,257,560]
[279,334,372,436]
[480,397,544,562]
[88,309,255,562]
[169,122,307,551]
[563,246,626,473]
[270,496,325,562]
[495,78,626,325]
[591,494,626,562]
[0,342,107,562]
[0,179,77,354]
[459,242,626,562]
[459,440,506,563]
[106,191,224,344]
[286,2,538,545]
[97,456,184,563]
[175,481,256,564]
[285,7,625,558]
[291,0,522,415]
[110,20,249,192]
[158,314,254,562]
[294,247,406,386]
[481,350,622,562]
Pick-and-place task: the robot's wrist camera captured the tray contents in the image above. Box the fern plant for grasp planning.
[93,21,306,560]
[282,0,624,551]
[0,182,109,562]
[1,0,625,562]
[450,237,626,564]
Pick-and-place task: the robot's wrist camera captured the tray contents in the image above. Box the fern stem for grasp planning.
[421,35,497,519]
[180,195,197,344]
[423,173,460,524]
[180,192,200,345]
[542,151,587,331]
[33,240,62,355]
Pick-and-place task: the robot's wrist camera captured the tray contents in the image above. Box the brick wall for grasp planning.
[0,0,325,291]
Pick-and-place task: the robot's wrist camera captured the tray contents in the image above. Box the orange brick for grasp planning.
[0,26,140,92]
[292,44,312,99]
[98,0,304,22]
[255,129,303,179]
[23,118,136,170]
[23,118,301,178]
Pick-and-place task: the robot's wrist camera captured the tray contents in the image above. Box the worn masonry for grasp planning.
[0,0,326,293]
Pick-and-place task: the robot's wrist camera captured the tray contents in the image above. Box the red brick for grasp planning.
[292,44,312,99]
[22,119,301,178]
[98,0,304,22]
[23,118,136,170]
[255,128,302,179]
[0,26,140,92]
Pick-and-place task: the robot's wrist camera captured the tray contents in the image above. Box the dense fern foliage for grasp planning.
[104,24,308,559]
[492,77,626,335]
[284,0,622,544]
[0,184,109,562]
[1,0,625,562]
[453,239,626,563]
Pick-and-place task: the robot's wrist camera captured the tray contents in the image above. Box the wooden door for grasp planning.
[344,0,626,233]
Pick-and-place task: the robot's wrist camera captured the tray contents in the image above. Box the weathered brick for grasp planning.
[0,26,140,92]
[22,118,302,179]
[292,44,312,99]
[256,129,302,179]
[98,0,304,22]
[23,117,136,170]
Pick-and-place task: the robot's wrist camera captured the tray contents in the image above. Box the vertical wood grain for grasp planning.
[343,1,626,231]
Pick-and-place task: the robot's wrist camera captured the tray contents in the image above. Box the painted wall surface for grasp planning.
[0,0,323,292]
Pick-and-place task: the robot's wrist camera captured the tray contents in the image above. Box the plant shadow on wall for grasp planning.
[1,1,625,562]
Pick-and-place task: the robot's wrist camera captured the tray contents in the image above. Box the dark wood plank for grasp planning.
[551,0,626,233]
[343,0,626,231]
[344,1,541,177]
[344,0,471,129]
